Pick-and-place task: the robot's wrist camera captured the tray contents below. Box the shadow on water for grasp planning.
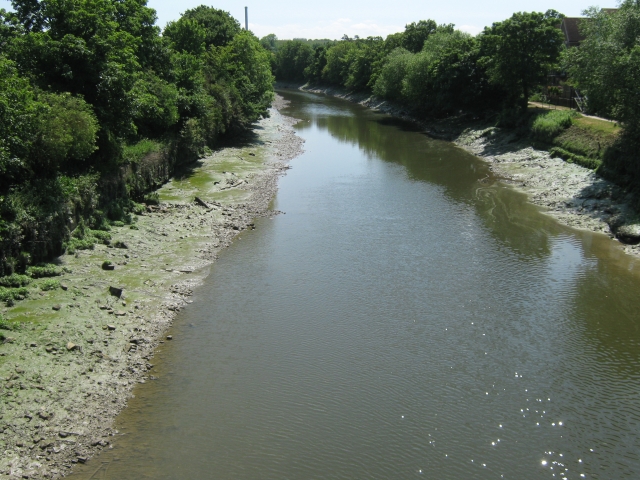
[284,90,557,259]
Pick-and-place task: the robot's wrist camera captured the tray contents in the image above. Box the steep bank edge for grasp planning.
[0,95,304,479]
[286,82,640,258]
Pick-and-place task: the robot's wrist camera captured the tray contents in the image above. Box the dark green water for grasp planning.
[72,91,640,479]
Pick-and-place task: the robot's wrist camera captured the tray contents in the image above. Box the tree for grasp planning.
[402,20,437,53]
[29,92,99,174]
[564,1,640,130]
[180,5,241,49]
[479,10,564,112]
[260,33,277,52]
[274,40,313,81]
[0,55,35,189]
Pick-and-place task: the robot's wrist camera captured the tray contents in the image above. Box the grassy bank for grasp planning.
[525,107,619,172]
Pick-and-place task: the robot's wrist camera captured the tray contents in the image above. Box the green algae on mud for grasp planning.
[0,96,304,480]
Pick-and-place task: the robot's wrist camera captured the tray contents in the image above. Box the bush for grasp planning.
[90,230,112,244]
[64,238,95,254]
[0,273,31,287]
[39,278,60,291]
[143,192,160,205]
[0,286,29,303]
[26,264,62,278]
[531,110,575,141]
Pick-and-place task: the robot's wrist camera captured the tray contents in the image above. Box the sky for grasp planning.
[0,0,614,39]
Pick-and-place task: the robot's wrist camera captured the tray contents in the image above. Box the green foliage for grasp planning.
[164,18,207,55]
[0,286,29,303]
[39,278,60,290]
[29,92,99,173]
[275,40,314,81]
[143,192,159,205]
[26,264,62,278]
[0,313,20,331]
[402,30,483,115]
[0,273,31,287]
[562,2,640,189]
[318,37,388,89]
[564,2,640,129]
[402,20,438,53]
[0,55,35,190]
[0,3,274,273]
[260,34,277,52]
[304,45,329,82]
[479,10,565,112]
[64,237,95,254]
[130,73,179,137]
[180,5,242,49]
[530,110,575,142]
[122,139,163,164]
[373,48,413,101]
[549,147,602,170]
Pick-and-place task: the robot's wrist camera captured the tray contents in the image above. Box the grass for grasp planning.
[530,110,576,142]
[122,139,163,165]
[549,147,602,170]
[573,115,620,136]
[525,107,619,171]
[0,314,19,331]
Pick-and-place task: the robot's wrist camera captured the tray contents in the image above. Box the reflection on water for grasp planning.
[71,91,640,480]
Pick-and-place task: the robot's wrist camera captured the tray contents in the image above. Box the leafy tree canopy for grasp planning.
[479,10,564,112]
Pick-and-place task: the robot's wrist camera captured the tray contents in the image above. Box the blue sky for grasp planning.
[0,0,613,38]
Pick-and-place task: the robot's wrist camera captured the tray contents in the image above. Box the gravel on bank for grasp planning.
[0,95,304,479]
[292,83,640,258]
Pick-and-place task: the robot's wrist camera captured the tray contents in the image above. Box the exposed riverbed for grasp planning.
[0,96,303,479]
[66,91,640,479]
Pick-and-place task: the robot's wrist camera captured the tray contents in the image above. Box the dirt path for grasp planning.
[0,96,304,479]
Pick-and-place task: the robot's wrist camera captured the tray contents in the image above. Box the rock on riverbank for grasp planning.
[0,96,304,479]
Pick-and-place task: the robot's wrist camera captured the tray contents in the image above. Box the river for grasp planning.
[70,91,640,479]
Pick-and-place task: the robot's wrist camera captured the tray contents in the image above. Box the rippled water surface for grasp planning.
[71,92,640,479]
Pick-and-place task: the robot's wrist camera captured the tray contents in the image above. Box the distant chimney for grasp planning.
[245,7,248,30]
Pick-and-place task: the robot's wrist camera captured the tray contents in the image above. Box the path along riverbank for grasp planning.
[0,96,303,479]
[288,83,640,258]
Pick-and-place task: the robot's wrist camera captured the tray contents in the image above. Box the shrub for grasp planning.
[143,192,160,205]
[26,264,62,278]
[0,286,29,303]
[64,238,95,254]
[90,230,112,244]
[0,273,31,287]
[531,110,575,141]
[39,278,60,291]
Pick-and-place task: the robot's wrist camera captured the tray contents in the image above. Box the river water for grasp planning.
[71,91,640,479]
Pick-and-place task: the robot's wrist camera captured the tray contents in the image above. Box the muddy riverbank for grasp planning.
[289,83,640,257]
[0,96,303,479]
